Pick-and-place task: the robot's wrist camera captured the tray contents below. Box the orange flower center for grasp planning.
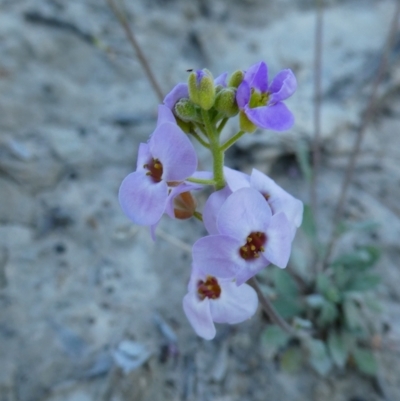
[239,231,266,260]
[197,276,221,300]
[144,158,163,183]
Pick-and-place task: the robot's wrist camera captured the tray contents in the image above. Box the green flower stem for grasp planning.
[220,130,245,152]
[201,109,225,190]
[186,177,216,185]
[193,211,203,222]
[217,117,229,134]
[189,130,210,149]
[193,122,207,136]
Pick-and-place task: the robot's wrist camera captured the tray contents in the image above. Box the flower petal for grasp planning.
[244,102,294,131]
[236,80,251,109]
[157,104,177,126]
[214,72,228,87]
[217,188,272,240]
[244,61,268,92]
[224,166,250,192]
[269,69,297,103]
[203,186,232,235]
[119,172,168,225]
[210,281,258,324]
[165,182,202,219]
[250,169,303,228]
[149,122,197,181]
[192,235,244,278]
[183,293,216,340]
[235,260,269,286]
[163,83,189,110]
[263,212,292,268]
[136,143,151,171]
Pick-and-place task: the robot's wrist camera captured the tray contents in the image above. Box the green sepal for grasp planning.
[176,118,193,134]
[239,110,257,133]
[188,69,215,111]
[228,70,244,88]
[214,88,239,117]
[174,98,202,123]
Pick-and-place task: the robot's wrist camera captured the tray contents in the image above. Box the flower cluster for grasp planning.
[119,61,302,340]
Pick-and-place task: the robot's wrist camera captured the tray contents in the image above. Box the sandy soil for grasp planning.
[1,0,400,400]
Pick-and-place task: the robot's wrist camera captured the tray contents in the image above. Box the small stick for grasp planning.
[311,0,323,237]
[106,0,164,101]
[321,2,400,269]
[248,277,298,337]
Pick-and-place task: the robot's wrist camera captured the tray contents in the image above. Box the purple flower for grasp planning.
[225,167,303,238]
[183,264,258,340]
[164,72,228,111]
[237,61,297,131]
[203,168,303,239]
[119,105,197,226]
[194,187,293,285]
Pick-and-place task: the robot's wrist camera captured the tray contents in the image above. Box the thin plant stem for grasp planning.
[217,117,229,134]
[193,211,203,222]
[311,0,323,237]
[106,0,164,101]
[248,277,297,337]
[201,109,225,190]
[189,130,210,148]
[186,177,216,186]
[220,130,245,152]
[322,2,400,269]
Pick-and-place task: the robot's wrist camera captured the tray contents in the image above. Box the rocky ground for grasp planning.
[1,0,400,400]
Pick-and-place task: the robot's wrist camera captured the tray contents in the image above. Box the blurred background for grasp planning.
[1,0,400,400]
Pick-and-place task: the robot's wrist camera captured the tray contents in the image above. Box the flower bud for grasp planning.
[214,88,239,117]
[188,69,216,111]
[228,70,244,88]
[239,110,257,133]
[176,118,193,134]
[174,191,197,220]
[174,98,201,123]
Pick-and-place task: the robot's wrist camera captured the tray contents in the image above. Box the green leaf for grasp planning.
[273,269,299,298]
[301,204,317,241]
[331,246,380,271]
[346,274,381,292]
[333,264,353,290]
[263,325,290,349]
[317,300,338,326]
[353,348,378,376]
[316,274,340,303]
[306,294,325,308]
[272,296,303,319]
[337,220,380,236]
[328,331,348,369]
[280,347,303,374]
[306,339,333,376]
[343,298,364,331]
[293,317,313,330]
[363,295,382,313]
[316,273,331,294]
[295,139,312,183]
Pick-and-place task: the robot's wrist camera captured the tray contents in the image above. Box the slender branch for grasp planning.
[248,277,298,337]
[311,0,323,230]
[201,109,225,190]
[189,130,210,148]
[193,211,203,222]
[220,130,245,152]
[217,117,229,134]
[186,177,216,186]
[106,0,164,101]
[322,2,400,269]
